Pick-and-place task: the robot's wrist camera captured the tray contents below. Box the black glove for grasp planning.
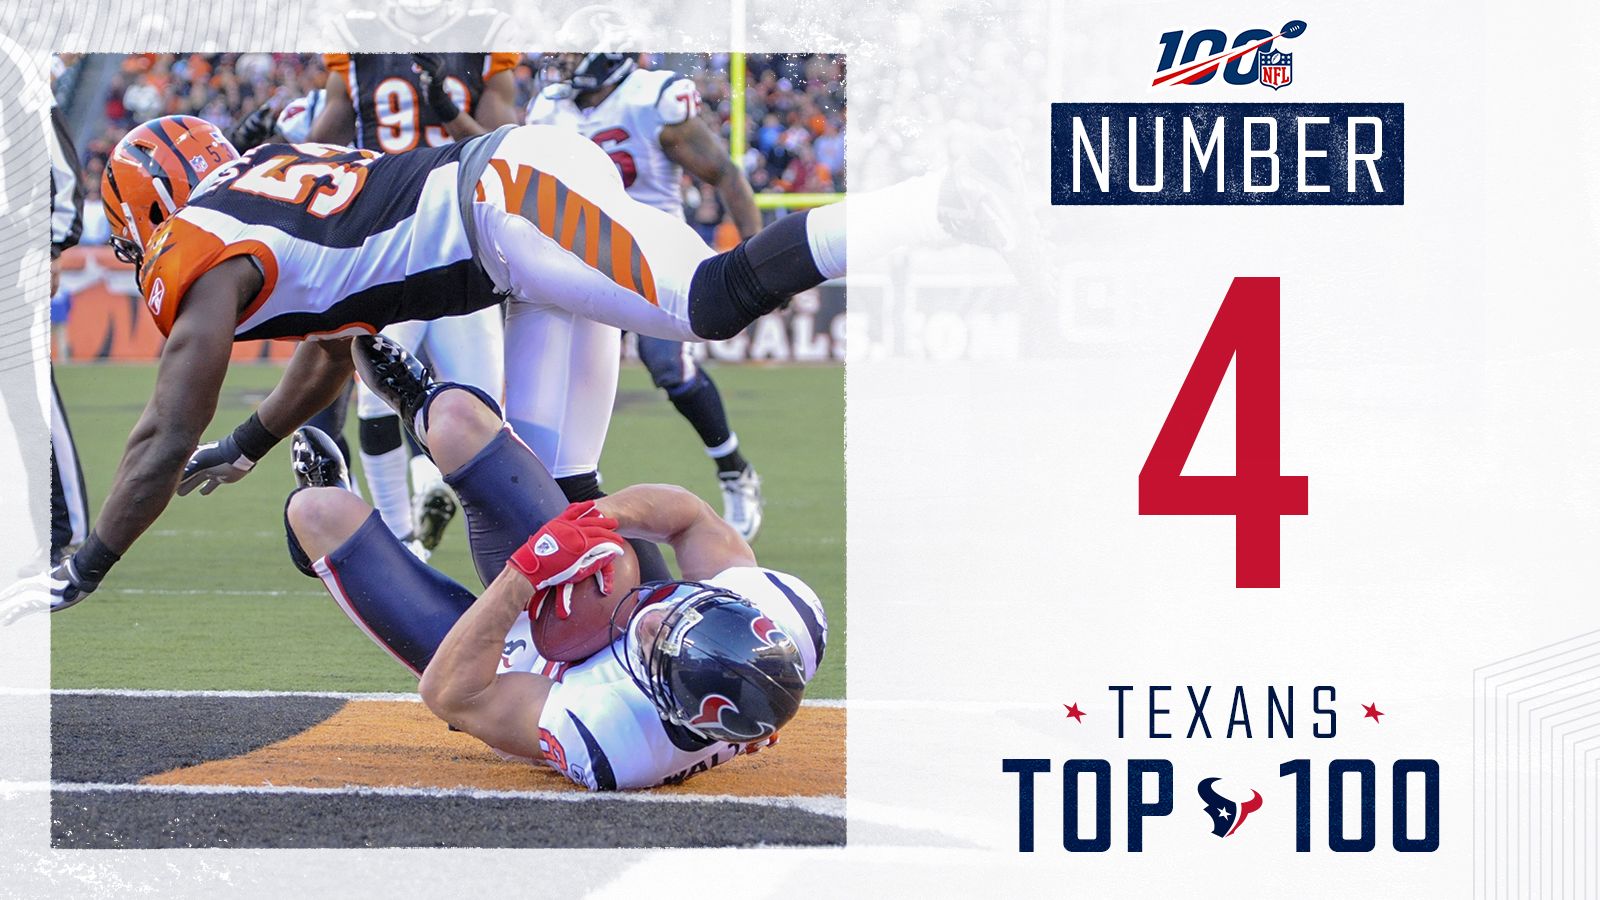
[228,100,279,153]
[411,53,461,123]
[179,412,282,496]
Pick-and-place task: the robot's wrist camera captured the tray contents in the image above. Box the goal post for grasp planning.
[727,52,841,210]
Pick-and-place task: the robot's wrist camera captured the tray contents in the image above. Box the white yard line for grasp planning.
[16,780,844,817]
[6,687,848,707]
[45,688,425,701]
[105,587,327,598]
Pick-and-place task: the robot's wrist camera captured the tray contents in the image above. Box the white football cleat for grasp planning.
[410,454,457,552]
[411,478,458,552]
[718,466,764,542]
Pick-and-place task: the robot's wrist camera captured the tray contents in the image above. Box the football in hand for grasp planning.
[531,540,643,662]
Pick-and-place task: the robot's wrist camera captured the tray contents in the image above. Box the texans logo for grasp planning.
[751,614,805,680]
[687,693,773,740]
[751,615,787,646]
[1197,777,1263,838]
[689,694,738,728]
[501,638,527,668]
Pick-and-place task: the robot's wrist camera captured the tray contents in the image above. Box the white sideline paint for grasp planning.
[49,688,426,701]
[107,587,327,598]
[19,781,845,818]
[8,687,848,707]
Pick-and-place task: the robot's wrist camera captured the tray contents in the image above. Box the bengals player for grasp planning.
[36,114,845,613]
[311,53,520,148]
[308,53,520,557]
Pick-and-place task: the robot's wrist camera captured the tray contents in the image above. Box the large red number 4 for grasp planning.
[1139,277,1308,588]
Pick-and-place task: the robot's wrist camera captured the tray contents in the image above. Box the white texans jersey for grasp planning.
[496,566,828,791]
[274,90,326,145]
[524,68,701,217]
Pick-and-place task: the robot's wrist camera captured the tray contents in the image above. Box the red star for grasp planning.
[1362,702,1384,723]
[1064,703,1086,723]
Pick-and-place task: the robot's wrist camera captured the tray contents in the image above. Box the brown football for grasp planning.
[531,541,643,662]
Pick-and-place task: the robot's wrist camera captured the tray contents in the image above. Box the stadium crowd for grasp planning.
[61,52,845,248]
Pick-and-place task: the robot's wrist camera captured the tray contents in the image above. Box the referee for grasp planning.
[49,105,89,565]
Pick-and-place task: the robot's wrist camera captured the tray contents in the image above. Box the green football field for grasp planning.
[50,361,844,699]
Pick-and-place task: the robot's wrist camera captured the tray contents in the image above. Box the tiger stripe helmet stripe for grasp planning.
[101,114,239,268]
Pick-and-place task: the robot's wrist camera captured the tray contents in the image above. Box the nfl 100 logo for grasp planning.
[1259,49,1292,90]
[1151,20,1306,88]
[1051,17,1404,206]
[1049,100,1403,206]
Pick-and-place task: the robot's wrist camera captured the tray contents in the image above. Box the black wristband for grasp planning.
[232,412,283,462]
[426,86,461,124]
[72,532,122,583]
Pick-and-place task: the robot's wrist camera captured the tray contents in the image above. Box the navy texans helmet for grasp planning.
[545,8,638,98]
[543,52,636,98]
[570,53,636,92]
[612,582,806,743]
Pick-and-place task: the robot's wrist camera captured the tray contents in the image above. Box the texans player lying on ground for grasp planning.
[34,114,848,614]
[283,337,826,790]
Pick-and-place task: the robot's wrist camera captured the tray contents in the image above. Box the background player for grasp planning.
[283,347,826,790]
[308,52,519,556]
[528,53,766,539]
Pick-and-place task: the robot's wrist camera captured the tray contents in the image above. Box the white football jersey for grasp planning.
[497,566,829,791]
[524,68,701,218]
[274,90,326,145]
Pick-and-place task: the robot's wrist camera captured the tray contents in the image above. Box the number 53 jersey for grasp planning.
[138,140,500,340]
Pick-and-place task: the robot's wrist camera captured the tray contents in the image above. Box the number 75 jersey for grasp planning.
[525,68,701,218]
[137,140,500,341]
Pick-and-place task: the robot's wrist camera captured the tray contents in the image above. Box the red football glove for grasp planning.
[508,501,626,619]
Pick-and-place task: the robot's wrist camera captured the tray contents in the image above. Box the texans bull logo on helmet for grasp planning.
[1197,777,1263,838]
[687,693,774,741]
[751,614,805,680]
[751,614,785,646]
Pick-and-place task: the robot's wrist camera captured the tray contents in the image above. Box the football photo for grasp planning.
[35,44,845,848]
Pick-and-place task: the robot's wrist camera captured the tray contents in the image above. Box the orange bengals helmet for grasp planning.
[102,115,238,269]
